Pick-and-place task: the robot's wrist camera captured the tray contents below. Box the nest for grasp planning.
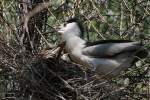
[19,58,122,100]
[0,38,149,100]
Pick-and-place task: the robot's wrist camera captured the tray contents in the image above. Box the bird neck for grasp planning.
[62,33,86,51]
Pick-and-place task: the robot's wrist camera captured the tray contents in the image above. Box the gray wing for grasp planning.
[82,42,142,57]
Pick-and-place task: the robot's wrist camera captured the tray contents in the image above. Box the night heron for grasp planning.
[58,18,148,78]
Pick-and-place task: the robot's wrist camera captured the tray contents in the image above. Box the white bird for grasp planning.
[58,18,148,78]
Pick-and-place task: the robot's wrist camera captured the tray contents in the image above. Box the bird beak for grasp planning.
[55,25,64,34]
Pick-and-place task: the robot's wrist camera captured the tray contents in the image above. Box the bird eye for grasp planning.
[63,23,67,27]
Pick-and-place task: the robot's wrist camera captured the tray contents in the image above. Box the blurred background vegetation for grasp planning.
[0,0,150,100]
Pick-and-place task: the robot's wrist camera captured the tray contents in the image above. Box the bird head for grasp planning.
[58,17,84,37]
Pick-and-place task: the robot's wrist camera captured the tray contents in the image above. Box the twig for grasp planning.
[35,25,54,48]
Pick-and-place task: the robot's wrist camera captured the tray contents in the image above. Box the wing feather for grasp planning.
[82,41,142,57]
